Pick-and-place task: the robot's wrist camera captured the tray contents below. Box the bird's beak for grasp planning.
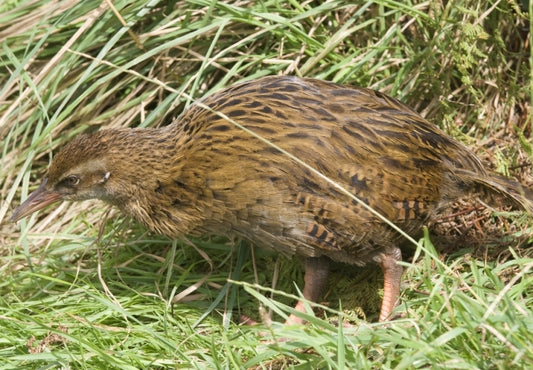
[11,178,63,222]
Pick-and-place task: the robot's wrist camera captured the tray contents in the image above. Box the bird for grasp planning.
[12,75,532,324]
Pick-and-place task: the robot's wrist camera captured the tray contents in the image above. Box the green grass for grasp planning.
[1,0,532,368]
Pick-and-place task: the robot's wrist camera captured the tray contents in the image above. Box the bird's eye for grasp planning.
[65,175,80,186]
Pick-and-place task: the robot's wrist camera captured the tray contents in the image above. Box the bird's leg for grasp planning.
[285,256,330,325]
[377,246,403,321]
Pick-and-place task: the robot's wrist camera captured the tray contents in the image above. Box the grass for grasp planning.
[1,0,532,368]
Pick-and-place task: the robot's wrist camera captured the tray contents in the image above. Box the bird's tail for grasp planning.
[454,169,533,214]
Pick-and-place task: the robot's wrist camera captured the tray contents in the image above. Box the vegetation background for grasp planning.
[0,0,532,368]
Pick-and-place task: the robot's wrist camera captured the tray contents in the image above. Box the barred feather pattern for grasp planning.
[46,76,532,267]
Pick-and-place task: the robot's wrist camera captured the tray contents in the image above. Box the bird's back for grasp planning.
[156,76,529,265]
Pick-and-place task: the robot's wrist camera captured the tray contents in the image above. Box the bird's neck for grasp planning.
[102,127,206,237]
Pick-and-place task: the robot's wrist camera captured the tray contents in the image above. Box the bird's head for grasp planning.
[11,131,124,222]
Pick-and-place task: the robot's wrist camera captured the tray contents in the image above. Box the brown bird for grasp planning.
[12,76,532,324]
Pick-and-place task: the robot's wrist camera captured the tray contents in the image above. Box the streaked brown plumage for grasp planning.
[12,76,533,324]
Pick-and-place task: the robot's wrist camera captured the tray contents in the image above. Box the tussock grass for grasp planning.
[0,0,532,368]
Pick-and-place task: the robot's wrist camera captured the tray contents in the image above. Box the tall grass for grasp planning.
[1,0,531,368]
